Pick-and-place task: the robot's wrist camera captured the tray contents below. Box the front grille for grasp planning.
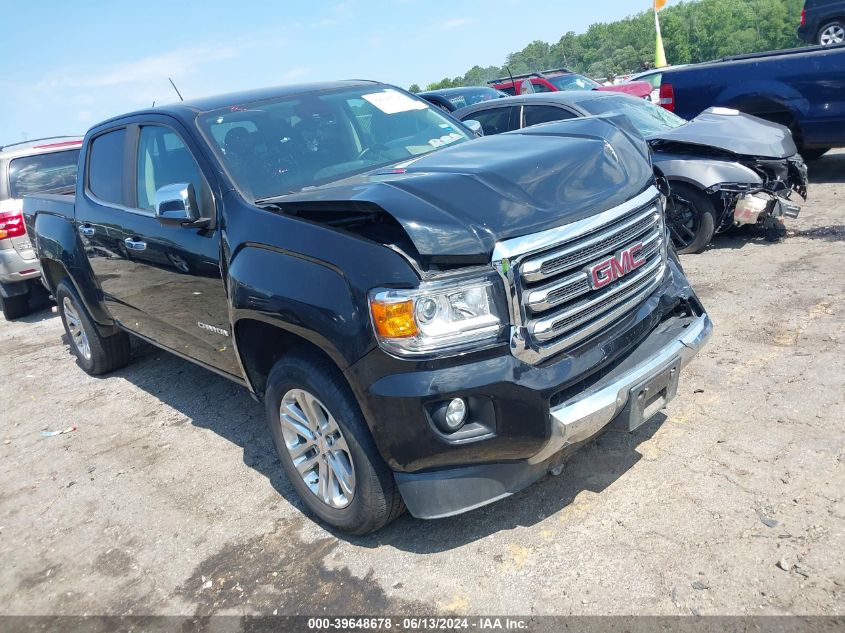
[509,193,667,361]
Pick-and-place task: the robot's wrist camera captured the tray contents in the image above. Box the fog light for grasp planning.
[444,398,467,431]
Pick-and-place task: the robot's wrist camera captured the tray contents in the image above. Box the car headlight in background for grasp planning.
[369,275,504,356]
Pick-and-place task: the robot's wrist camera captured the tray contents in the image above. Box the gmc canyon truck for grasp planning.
[24,81,712,534]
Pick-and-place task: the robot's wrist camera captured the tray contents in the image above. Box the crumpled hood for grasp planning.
[278,114,654,258]
[649,107,797,159]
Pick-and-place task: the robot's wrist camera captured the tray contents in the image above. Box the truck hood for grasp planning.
[648,107,798,159]
[275,114,654,259]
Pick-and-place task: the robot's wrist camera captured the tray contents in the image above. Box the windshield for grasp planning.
[444,87,505,110]
[577,94,687,136]
[198,86,471,201]
[548,74,600,91]
[8,149,80,199]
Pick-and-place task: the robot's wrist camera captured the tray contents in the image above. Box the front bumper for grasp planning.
[395,312,712,519]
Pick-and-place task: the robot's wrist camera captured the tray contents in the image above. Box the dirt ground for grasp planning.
[1,152,843,618]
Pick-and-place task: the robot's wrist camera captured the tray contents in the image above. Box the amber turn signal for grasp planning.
[370,299,418,338]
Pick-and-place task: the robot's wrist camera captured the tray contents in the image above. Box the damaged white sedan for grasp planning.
[455,93,809,253]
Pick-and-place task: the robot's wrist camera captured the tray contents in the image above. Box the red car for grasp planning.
[488,67,652,99]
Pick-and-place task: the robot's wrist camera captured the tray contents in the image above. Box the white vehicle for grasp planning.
[0,137,82,319]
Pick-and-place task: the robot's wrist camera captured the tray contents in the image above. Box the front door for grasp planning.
[76,121,239,376]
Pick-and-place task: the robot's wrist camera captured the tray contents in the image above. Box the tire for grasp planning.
[817,20,845,45]
[0,292,31,320]
[800,147,831,162]
[264,350,404,534]
[55,280,131,375]
[667,183,717,255]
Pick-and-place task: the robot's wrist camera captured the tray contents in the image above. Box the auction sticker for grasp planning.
[363,89,429,114]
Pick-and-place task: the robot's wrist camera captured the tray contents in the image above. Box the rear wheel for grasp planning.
[667,183,717,254]
[265,350,404,534]
[56,280,131,375]
[0,293,30,320]
[817,20,845,45]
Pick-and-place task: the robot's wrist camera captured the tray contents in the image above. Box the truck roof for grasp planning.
[93,80,384,129]
[656,43,845,75]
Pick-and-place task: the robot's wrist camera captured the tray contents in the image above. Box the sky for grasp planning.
[1,0,645,142]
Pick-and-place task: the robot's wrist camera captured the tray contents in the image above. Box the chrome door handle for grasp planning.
[124,238,147,251]
[78,225,95,237]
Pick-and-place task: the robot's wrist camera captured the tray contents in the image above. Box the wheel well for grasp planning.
[40,258,67,294]
[725,98,801,144]
[235,319,342,397]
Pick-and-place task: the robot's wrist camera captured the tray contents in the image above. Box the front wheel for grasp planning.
[667,183,717,254]
[265,350,404,534]
[56,280,131,375]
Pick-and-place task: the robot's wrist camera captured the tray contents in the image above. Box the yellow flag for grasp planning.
[654,0,668,67]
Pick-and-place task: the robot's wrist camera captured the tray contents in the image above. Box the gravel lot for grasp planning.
[1,152,843,617]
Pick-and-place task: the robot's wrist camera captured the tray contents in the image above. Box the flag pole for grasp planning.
[654,3,668,68]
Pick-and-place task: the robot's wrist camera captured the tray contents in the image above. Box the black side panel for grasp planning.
[224,191,423,374]
[31,211,116,331]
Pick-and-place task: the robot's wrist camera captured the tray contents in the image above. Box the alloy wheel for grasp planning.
[279,388,356,509]
[62,296,91,361]
[667,195,701,251]
[819,24,845,45]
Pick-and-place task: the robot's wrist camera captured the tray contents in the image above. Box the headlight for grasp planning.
[369,275,504,356]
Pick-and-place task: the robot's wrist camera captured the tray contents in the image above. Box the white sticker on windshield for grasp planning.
[427,132,463,148]
[362,89,429,114]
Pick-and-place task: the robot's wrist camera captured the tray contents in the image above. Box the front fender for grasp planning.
[228,244,379,373]
[652,155,762,190]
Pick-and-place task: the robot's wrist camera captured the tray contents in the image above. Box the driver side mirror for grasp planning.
[155,183,208,227]
[464,120,484,137]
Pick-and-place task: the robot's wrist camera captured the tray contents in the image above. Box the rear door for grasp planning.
[521,104,579,128]
[76,117,240,376]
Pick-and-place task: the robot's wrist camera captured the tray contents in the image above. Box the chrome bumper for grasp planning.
[529,313,713,464]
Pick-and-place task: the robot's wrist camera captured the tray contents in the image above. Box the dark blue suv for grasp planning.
[798,0,845,45]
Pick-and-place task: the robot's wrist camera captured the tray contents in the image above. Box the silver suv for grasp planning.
[0,137,82,319]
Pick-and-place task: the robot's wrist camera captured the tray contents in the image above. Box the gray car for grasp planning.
[0,137,82,319]
[454,92,808,253]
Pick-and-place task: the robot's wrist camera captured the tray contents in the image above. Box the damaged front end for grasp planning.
[649,107,809,243]
[651,136,809,242]
[706,153,808,236]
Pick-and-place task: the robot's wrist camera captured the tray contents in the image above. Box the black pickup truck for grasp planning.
[24,81,712,533]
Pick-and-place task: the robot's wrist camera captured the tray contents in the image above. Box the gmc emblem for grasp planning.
[588,243,646,289]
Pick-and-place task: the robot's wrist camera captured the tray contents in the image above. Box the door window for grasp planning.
[88,128,126,205]
[523,105,576,127]
[136,126,210,215]
[529,80,553,93]
[467,107,513,135]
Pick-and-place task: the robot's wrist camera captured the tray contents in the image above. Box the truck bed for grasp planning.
[23,193,75,219]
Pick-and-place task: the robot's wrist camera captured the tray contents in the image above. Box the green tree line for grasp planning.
[412,0,803,92]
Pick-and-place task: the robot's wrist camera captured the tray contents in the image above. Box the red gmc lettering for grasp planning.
[590,243,646,289]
